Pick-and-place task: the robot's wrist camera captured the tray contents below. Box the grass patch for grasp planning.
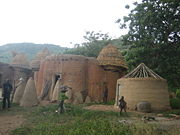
[8,104,180,135]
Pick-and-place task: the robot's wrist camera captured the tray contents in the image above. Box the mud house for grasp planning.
[0,52,32,100]
[33,45,127,103]
[114,63,171,111]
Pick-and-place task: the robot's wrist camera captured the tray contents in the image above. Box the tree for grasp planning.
[64,31,127,57]
[64,31,112,57]
[118,0,180,90]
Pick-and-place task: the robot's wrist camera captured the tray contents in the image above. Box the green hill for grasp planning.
[0,43,68,63]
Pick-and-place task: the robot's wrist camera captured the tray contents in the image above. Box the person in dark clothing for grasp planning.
[119,96,127,115]
[103,85,108,103]
[2,79,13,109]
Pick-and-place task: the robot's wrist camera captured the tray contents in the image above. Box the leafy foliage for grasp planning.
[0,43,67,63]
[176,89,180,98]
[64,31,127,58]
[118,0,180,90]
[170,98,180,109]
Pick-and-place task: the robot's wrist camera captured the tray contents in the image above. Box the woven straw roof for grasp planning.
[97,44,127,70]
[124,63,163,79]
[11,53,29,68]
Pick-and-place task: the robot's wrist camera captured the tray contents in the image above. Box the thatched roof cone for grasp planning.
[20,77,39,107]
[13,81,26,104]
[97,44,127,70]
[11,53,29,68]
[30,47,50,69]
[73,92,83,104]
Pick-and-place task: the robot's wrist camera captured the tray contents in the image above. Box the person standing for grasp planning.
[103,84,108,103]
[119,96,127,115]
[2,79,13,109]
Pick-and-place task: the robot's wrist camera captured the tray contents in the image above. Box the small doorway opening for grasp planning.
[54,73,62,85]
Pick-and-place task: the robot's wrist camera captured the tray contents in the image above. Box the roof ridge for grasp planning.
[124,63,163,79]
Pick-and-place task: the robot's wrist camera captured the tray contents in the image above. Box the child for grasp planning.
[119,96,127,115]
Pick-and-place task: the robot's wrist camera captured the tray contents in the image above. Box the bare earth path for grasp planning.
[0,114,25,135]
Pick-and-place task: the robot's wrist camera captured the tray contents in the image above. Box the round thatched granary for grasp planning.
[97,44,127,71]
[115,63,171,111]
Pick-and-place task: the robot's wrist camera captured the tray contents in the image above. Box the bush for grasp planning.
[176,89,180,98]
[170,98,180,109]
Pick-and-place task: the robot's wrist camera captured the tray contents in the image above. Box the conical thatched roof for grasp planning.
[97,44,127,70]
[20,77,39,107]
[11,53,29,68]
[30,48,50,70]
[124,63,163,79]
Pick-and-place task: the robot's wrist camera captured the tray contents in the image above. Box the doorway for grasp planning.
[116,84,121,106]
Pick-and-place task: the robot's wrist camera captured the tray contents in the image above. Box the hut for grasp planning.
[36,50,127,103]
[115,63,171,111]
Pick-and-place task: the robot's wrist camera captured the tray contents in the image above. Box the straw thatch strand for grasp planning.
[20,77,39,107]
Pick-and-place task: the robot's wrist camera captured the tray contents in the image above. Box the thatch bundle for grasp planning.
[11,53,29,68]
[73,92,83,104]
[85,96,91,103]
[97,44,127,70]
[64,89,72,103]
[115,63,171,111]
[20,77,39,107]
[51,80,62,101]
[13,80,26,104]
[30,48,50,69]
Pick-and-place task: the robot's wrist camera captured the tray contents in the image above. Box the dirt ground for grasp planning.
[0,114,25,135]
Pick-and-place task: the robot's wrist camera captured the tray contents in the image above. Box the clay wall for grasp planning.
[36,55,87,100]
[115,78,171,111]
[36,55,123,102]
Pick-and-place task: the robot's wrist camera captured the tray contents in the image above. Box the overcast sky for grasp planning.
[0,0,137,48]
